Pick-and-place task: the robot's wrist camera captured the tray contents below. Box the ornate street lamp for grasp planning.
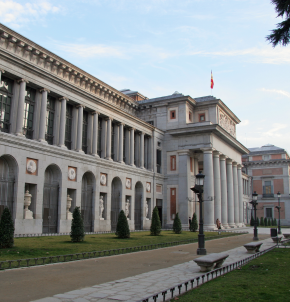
[250,191,258,241]
[190,171,206,255]
[276,191,281,235]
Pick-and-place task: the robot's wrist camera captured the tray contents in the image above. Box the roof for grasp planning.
[247,144,285,154]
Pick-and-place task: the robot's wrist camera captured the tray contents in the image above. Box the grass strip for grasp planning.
[172,248,290,302]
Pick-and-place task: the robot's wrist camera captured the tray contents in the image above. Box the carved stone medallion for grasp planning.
[218,108,236,137]
[146,182,151,193]
[126,178,132,189]
[100,173,107,186]
[68,167,77,181]
[26,158,38,175]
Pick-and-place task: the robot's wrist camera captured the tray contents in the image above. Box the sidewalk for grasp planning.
[0,231,271,302]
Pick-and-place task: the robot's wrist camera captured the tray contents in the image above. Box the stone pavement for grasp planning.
[31,236,277,302]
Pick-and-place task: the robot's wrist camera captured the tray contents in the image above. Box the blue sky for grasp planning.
[1,0,290,153]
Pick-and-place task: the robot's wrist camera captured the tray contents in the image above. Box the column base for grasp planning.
[204,224,218,231]
[76,149,85,154]
[130,164,136,167]
[228,223,237,228]
[105,157,113,161]
[15,132,24,137]
[91,153,100,158]
[39,139,48,144]
[118,161,125,164]
[58,144,68,150]
[221,223,230,229]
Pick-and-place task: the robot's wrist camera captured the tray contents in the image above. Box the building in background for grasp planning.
[242,144,290,225]
[0,23,249,234]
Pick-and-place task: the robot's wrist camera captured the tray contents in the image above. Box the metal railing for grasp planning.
[137,245,277,302]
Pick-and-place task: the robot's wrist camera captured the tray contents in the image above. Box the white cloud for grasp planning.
[262,123,288,138]
[238,119,249,127]
[0,1,61,27]
[260,88,290,99]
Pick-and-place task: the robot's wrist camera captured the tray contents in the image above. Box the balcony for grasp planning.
[262,193,274,198]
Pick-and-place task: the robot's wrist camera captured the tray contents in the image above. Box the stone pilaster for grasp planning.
[140,132,145,169]
[58,97,68,149]
[130,128,135,166]
[15,79,29,136]
[118,123,124,164]
[91,111,99,157]
[213,151,222,227]
[226,159,236,228]
[76,104,85,153]
[38,88,50,143]
[220,155,229,228]
[106,117,113,160]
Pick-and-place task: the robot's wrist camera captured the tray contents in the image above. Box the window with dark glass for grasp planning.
[266,208,273,218]
[97,117,102,157]
[0,76,13,133]
[263,180,273,197]
[65,104,73,149]
[157,149,162,173]
[23,86,35,139]
[82,111,88,154]
[45,96,55,145]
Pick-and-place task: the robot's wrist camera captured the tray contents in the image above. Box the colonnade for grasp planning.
[202,149,245,229]
[0,70,154,170]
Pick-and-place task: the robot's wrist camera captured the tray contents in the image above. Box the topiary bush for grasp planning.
[274,218,277,226]
[70,206,85,242]
[264,217,267,226]
[268,218,271,226]
[150,206,161,236]
[260,217,264,226]
[173,213,182,234]
[115,210,130,238]
[0,207,14,249]
[190,213,198,232]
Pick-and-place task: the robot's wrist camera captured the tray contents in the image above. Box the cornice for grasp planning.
[243,159,290,166]
[0,24,139,115]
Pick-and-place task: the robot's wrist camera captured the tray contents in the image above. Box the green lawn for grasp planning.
[0,231,239,262]
[172,249,290,302]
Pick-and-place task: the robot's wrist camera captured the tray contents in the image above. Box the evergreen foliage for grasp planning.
[274,218,277,226]
[268,218,271,226]
[0,207,14,248]
[260,217,264,226]
[115,210,130,238]
[264,217,268,226]
[256,217,259,227]
[190,213,198,232]
[250,215,254,226]
[70,207,85,242]
[150,206,161,236]
[173,213,182,234]
[271,218,274,226]
[266,0,290,47]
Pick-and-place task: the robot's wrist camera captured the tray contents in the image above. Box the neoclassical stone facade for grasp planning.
[0,24,248,234]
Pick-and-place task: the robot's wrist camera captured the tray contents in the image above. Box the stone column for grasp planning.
[15,79,29,136]
[213,151,222,227]
[118,123,124,164]
[237,164,244,226]
[125,128,130,164]
[91,111,99,157]
[106,117,113,160]
[135,132,140,167]
[144,136,148,169]
[101,118,107,158]
[232,162,240,227]
[220,155,229,228]
[76,105,85,153]
[58,97,68,149]
[149,135,154,171]
[130,128,135,166]
[38,88,50,143]
[177,150,191,225]
[140,132,145,169]
[202,149,216,230]
[226,159,235,228]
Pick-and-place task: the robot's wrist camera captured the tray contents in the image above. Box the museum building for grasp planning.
[0,23,249,234]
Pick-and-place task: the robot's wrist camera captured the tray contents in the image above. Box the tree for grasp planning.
[268,218,271,226]
[173,213,182,234]
[70,207,85,242]
[0,208,15,248]
[274,218,277,226]
[190,213,198,232]
[150,206,161,236]
[115,210,130,238]
[260,216,264,226]
[264,217,268,226]
[256,217,260,227]
[266,0,290,47]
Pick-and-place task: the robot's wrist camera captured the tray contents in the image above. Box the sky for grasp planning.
[1,0,290,153]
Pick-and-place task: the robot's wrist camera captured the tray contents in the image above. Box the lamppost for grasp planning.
[276,191,281,235]
[249,191,258,241]
[190,171,206,255]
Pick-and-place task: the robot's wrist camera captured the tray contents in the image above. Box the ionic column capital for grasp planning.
[177,149,191,156]
[91,111,99,115]
[213,151,222,157]
[105,116,113,121]
[58,96,69,102]
[118,122,125,126]
[201,147,214,154]
[0,69,5,73]
[39,88,50,93]
[237,164,242,169]
[226,158,233,164]
[76,104,85,109]
[232,161,238,167]
[220,154,228,161]
[18,78,29,84]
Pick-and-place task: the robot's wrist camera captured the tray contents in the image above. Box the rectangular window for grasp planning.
[45,96,55,145]
[0,76,13,133]
[65,104,73,150]
[199,113,205,122]
[188,111,192,122]
[170,110,176,120]
[23,86,35,139]
[170,188,176,218]
[82,111,88,154]
[263,181,274,198]
[97,117,102,157]
[266,208,273,218]
[156,184,162,193]
[170,155,176,171]
[157,149,162,173]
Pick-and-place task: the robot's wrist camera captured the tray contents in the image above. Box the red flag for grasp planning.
[211,71,214,89]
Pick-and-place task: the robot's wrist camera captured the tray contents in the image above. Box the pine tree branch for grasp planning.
[266,18,290,46]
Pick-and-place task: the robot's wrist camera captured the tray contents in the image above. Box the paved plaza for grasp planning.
[1,228,288,302]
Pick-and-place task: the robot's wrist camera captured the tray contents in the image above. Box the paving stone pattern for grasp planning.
[32,237,276,302]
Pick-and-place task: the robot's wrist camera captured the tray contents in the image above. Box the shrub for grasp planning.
[173,213,182,234]
[150,206,161,236]
[264,217,267,226]
[0,207,14,249]
[256,217,259,227]
[268,218,271,226]
[115,210,130,238]
[274,218,277,226]
[271,218,274,226]
[70,207,85,242]
[260,217,264,226]
[190,213,198,232]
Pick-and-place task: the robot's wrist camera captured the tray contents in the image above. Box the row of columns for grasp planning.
[203,149,244,229]
[0,70,154,170]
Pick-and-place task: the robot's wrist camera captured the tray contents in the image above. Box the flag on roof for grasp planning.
[211,71,214,89]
